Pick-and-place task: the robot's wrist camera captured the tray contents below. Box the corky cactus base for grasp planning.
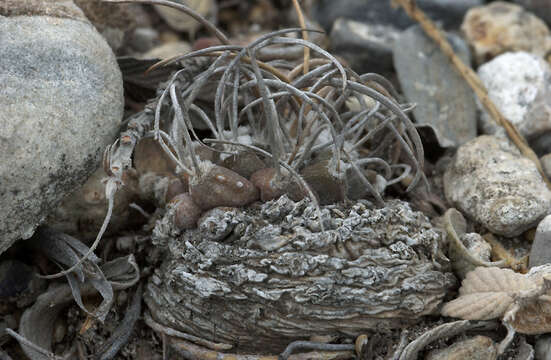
[145,196,456,353]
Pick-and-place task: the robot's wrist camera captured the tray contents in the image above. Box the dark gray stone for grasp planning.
[0,14,123,254]
[330,18,399,73]
[393,25,476,147]
[530,215,551,268]
[311,0,482,32]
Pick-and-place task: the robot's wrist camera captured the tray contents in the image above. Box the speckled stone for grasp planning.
[0,2,123,254]
[444,135,551,236]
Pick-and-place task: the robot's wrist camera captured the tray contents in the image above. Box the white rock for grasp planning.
[444,135,551,236]
[478,52,551,142]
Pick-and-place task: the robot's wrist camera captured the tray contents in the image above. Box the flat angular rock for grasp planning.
[444,136,551,236]
[477,52,551,144]
[146,196,455,353]
[394,25,476,147]
[462,2,551,65]
[0,2,123,254]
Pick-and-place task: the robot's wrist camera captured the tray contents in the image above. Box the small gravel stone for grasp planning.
[0,2,123,254]
[529,215,551,268]
[462,1,551,65]
[394,25,476,147]
[426,336,497,360]
[477,52,551,143]
[330,18,399,73]
[444,135,551,237]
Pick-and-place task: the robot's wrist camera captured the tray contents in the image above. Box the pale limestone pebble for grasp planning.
[0,1,123,254]
[426,336,497,360]
[146,197,455,353]
[477,52,551,142]
[462,1,551,64]
[444,135,551,236]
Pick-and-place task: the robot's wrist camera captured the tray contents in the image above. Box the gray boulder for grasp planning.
[444,136,551,236]
[0,2,123,254]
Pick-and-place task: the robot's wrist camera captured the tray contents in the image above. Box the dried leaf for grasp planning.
[442,265,551,336]
[442,267,536,320]
[15,256,139,360]
[441,292,513,320]
[459,267,534,295]
[95,283,142,360]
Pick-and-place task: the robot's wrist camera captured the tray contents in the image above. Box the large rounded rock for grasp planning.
[0,1,124,254]
[444,136,551,237]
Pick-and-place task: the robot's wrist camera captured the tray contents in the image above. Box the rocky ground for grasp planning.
[2,0,551,359]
